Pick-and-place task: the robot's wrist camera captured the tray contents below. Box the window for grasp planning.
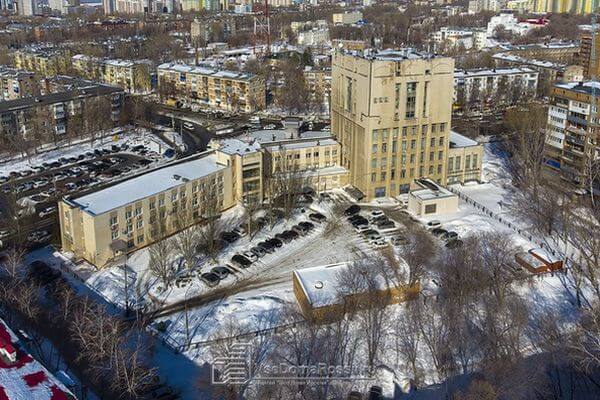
[429,165,434,174]
[424,204,437,214]
[110,216,118,226]
[422,125,428,135]
[111,231,119,240]
[345,77,353,112]
[159,198,165,207]
[456,156,461,170]
[149,202,155,210]
[395,83,401,108]
[392,141,397,153]
[438,151,443,160]
[375,187,386,197]
[438,137,444,146]
[423,82,429,117]
[466,155,471,169]
[430,137,435,147]
[135,207,142,216]
[137,234,144,244]
[171,192,177,201]
[372,130,378,141]
[405,82,417,119]
[372,144,378,154]
[125,211,132,220]
[448,157,454,171]
[437,164,442,174]
[371,158,377,168]
[440,123,446,132]
[410,140,416,150]
[472,154,478,168]
[136,220,143,229]
[371,173,376,182]
[382,143,387,152]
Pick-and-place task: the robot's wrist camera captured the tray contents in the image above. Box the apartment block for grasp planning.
[454,67,538,107]
[0,67,38,101]
[13,48,72,76]
[545,81,600,188]
[72,55,152,93]
[0,83,123,139]
[303,67,330,110]
[331,49,454,199]
[157,63,265,112]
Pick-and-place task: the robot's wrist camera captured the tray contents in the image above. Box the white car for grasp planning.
[264,124,276,130]
[355,225,370,233]
[233,227,247,237]
[242,251,258,262]
[370,209,385,218]
[0,231,9,240]
[28,230,50,242]
[33,179,49,188]
[370,238,388,248]
[39,207,57,218]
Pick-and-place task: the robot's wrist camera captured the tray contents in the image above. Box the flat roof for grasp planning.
[449,131,479,148]
[266,138,338,151]
[554,81,600,95]
[157,62,256,81]
[244,129,331,144]
[217,138,261,156]
[294,260,405,308]
[337,47,440,61]
[0,84,122,113]
[454,67,535,78]
[70,154,225,216]
[411,179,456,201]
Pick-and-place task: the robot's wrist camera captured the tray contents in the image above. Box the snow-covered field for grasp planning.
[0,128,173,177]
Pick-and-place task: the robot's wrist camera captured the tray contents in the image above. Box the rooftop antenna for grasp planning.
[253,0,271,56]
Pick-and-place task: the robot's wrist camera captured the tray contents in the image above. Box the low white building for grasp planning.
[486,13,547,37]
[432,27,488,50]
[407,179,458,217]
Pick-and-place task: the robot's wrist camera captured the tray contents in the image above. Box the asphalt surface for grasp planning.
[0,148,159,249]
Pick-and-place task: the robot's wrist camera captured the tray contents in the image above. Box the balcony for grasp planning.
[567,114,588,126]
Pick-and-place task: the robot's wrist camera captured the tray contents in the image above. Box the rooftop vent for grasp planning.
[314,281,323,289]
[173,174,181,180]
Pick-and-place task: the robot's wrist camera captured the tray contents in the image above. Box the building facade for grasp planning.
[545,81,600,189]
[0,67,38,101]
[331,49,455,199]
[447,131,483,184]
[332,11,362,25]
[13,49,72,76]
[72,55,152,93]
[157,63,265,112]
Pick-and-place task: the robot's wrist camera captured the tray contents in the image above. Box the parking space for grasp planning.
[0,143,164,248]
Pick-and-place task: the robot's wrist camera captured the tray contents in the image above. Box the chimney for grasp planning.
[282,117,302,139]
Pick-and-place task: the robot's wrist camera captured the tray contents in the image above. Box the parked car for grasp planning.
[256,242,275,254]
[309,212,327,223]
[344,205,361,216]
[377,220,396,230]
[362,229,379,237]
[39,207,57,218]
[351,218,369,228]
[266,237,283,248]
[443,231,459,240]
[233,226,247,237]
[370,209,385,218]
[65,183,78,191]
[242,251,258,262]
[231,254,252,268]
[220,231,240,243]
[427,220,441,228]
[355,225,370,233]
[0,231,9,240]
[250,246,267,258]
[369,386,383,400]
[299,221,315,230]
[348,214,365,223]
[370,238,388,248]
[431,228,448,237]
[275,233,293,243]
[201,272,220,287]
[211,266,230,280]
[365,232,382,241]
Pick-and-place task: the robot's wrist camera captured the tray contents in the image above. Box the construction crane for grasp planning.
[253,0,271,56]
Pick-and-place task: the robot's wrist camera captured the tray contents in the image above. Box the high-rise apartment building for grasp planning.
[530,0,598,13]
[331,49,455,199]
[545,81,600,189]
[580,34,600,79]
[17,0,35,15]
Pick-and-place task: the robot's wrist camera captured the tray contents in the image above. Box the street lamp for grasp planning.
[183,282,195,347]
[110,239,130,317]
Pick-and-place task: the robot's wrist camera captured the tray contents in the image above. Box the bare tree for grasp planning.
[148,235,175,289]
[265,146,308,219]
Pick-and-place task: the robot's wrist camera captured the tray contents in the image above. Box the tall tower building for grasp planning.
[331,49,455,199]
[103,0,115,13]
[17,0,35,15]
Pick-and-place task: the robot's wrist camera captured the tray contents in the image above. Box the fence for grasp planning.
[446,186,561,259]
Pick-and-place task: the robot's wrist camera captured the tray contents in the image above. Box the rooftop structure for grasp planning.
[157,63,256,82]
[449,131,479,148]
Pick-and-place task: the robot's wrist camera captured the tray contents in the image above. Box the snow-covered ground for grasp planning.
[45,141,587,398]
[0,128,173,177]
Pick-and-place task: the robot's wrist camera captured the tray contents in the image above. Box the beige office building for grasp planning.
[60,153,234,267]
[447,131,483,184]
[331,49,455,199]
